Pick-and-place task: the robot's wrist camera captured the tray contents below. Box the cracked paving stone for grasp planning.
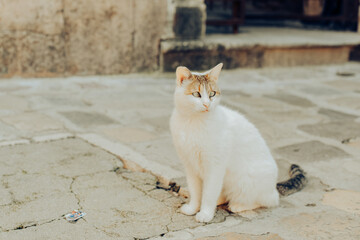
[72,172,204,239]
[102,127,157,143]
[226,95,288,111]
[197,232,283,240]
[0,219,118,240]
[325,79,360,92]
[0,192,78,230]
[275,141,349,163]
[0,184,12,206]
[60,111,116,127]
[1,112,64,133]
[0,137,213,239]
[300,86,340,96]
[322,189,360,215]
[0,138,122,177]
[0,95,29,112]
[45,96,88,107]
[327,96,360,111]
[298,121,360,142]
[264,92,315,108]
[5,173,72,203]
[318,108,358,121]
[280,211,360,239]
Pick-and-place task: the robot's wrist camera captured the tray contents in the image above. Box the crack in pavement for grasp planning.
[3,216,64,232]
[69,177,83,210]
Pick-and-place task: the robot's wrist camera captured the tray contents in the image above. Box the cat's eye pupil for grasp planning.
[192,92,201,98]
[210,91,216,98]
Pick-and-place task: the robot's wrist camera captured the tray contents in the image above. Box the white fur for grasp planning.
[170,71,279,223]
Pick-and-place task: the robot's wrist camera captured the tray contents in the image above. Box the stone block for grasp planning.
[64,0,167,75]
[60,111,116,127]
[275,141,349,163]
[6,174,72,203]
[174,7,203,40]
[0,0,64,35]
[0,32,18,75]
[318,108,358,122]
[299,121,360,141]
[281,211,360,239]
[322,189,360,215]
[73,172,172,239]
[300,86,340,96]
[32,132,74,143]
[63,0,133,75]
[133,0,167,71]
[78,133,184,180]
[0,186,12,206]
[0,220,115,240]
[0,122,20,142]
[197,232,283,240]
[0,138,121,175]
[1,112,63,133]
[326,80,360,92]
[350,45,360,61]
[0,0,65,77]
[0,95,29,112]
[161,46,265,72]
[103,127,156,143]
[16,31,66,76]
[0,192,78,230]
[265,92,315,108]
[327,96,360,111]
[263,46,352,67]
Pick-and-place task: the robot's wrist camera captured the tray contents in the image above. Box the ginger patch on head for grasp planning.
[184,74,221,97]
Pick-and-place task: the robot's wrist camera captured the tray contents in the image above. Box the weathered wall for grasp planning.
[0,0,167,78]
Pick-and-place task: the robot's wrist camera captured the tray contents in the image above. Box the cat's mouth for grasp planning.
[202,109,209,113]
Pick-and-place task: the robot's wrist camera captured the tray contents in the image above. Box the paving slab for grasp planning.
[0,139,234,239]
[1,63,360,239]
[299,121,360,142]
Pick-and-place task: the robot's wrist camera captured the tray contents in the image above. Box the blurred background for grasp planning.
[0,0,359,78]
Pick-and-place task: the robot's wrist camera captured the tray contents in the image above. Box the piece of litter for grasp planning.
[65,210,86,222]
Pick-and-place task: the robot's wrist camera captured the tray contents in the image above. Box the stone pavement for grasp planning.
[1,62,360,239]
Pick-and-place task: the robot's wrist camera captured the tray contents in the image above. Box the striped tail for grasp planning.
[276,164,307,196]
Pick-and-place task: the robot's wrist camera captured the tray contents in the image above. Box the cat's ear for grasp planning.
[208,63,223,81]
[176,66,192,86]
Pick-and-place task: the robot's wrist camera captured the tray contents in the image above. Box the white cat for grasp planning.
[170,63,306,223]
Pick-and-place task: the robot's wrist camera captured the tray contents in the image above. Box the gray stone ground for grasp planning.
[1,62,360,239]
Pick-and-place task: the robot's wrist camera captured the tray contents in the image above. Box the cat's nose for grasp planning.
[203,103,209,109]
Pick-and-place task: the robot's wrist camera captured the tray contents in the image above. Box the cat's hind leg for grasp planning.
[257,189,279,208]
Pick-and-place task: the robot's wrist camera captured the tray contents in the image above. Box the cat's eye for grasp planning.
[209,91,216,98]
[192,92,201,98]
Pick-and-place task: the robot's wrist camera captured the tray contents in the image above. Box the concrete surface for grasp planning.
[1,62,360,239]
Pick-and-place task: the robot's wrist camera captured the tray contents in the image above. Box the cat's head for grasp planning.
[174,63,223,114]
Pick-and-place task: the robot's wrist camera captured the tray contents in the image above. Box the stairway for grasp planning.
[160,27,360,71]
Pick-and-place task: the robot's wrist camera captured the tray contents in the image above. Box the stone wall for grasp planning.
[0,0,167,78]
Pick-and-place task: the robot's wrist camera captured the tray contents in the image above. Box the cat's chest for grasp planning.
[172,119,218,158]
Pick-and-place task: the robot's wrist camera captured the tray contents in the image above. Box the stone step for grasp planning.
[160,27,360,71]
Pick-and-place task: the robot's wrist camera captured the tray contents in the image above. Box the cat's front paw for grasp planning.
[180,204,199,216]
[195,210,214,223]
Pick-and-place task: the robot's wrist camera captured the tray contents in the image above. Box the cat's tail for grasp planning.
[276,164,307,196]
